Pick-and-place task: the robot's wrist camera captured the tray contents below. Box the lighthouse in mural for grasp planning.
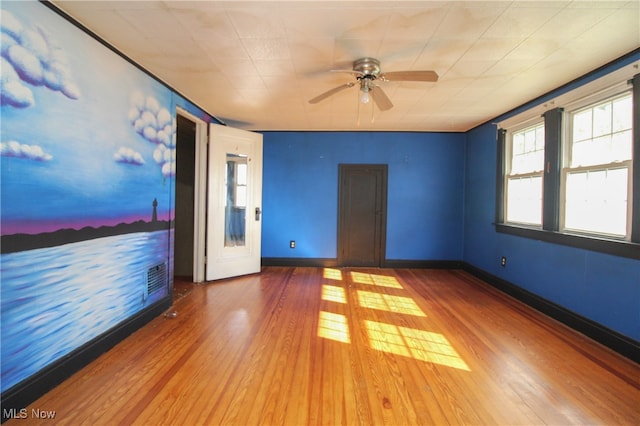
[152,198,158,223]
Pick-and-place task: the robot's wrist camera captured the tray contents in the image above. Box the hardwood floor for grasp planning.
[13,267,639,425]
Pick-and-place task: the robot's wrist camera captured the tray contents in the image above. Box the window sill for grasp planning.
[495,223,639,260]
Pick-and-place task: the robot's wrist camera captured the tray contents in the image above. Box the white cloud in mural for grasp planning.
[0,56,34,108]
[1,8,22,40]
[114,147,145,165]
[1,140,52,161]
[128,91,176,177]
[0,9,80,108]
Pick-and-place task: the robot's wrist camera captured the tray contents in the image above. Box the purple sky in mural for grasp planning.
[0,4,177,236]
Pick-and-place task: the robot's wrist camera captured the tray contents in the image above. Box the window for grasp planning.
[563,93,632,238]
[225,155,248,208]
[224,154,248,247]
[495,69,638,260]
[505,122,545,225]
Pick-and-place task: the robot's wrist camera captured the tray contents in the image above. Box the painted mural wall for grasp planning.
[1,2,178,393]
[261,131,465,261]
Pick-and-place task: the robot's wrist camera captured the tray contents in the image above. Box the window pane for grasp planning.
[510,123,544,174]
[592,102,611,137]
[570,92,632,167]
[237,163,248,185]
[573,109,592,142]
[571,139,591,167]
[506,176,542,225]
[611,129,632,161]
[225,154,248,247]
[535,125,545,150]
[564,168,628,236]
[513,132,525,155]
[235,186,247,207]
[612,96,632,132]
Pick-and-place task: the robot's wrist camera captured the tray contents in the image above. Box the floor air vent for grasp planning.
[144,262,167,301]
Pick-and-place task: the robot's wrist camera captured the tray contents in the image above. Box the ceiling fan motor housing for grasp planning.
[353,58,381,79]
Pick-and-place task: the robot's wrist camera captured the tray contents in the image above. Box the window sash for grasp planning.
[506,173,543,225]
[567,92,633,169]
[560,162,632,239]
[562,90,634,239]
[504,122,545,226]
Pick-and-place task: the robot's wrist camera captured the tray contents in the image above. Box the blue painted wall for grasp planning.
[262,132,466,261]
[465,122,639,341]
[463,68,640,341]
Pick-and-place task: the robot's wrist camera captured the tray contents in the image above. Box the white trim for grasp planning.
[562,81,632,115]
[497,61,639,130]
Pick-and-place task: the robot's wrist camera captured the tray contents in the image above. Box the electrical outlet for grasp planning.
[290,240,296,249]
[500,256,507,267]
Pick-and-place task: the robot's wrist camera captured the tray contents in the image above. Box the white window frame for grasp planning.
[504,119,545,226]
[560,89,633,240]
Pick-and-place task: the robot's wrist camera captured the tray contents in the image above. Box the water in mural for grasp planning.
[0,231,170,392]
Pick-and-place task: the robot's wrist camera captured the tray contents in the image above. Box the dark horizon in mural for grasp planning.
[0,201,172,237]
[1,218,172,254]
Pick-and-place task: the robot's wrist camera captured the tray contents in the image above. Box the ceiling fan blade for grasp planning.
[380,70,438,82]
[308,82,355,104]
[370,86,393,111]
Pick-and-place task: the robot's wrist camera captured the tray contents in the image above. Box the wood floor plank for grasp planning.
[10,267,639,425]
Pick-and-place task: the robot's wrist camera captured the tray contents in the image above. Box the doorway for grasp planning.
[174,114,196,279]
[337,164,388,267]
[174,109,207,283]
[173,112,261,283]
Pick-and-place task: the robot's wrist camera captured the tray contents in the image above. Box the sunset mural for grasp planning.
[1,2,175,394]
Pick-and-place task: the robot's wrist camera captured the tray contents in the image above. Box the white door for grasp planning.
[206,124,263,281]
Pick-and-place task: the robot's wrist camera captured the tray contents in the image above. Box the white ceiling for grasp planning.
[51,1,639,132]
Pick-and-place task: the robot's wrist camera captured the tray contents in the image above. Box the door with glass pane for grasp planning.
[206,124,262,281]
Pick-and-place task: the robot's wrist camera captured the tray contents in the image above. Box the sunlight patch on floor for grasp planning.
[321,285,347,304]
[317,311,350,343]
[350,271,403,289]
[365,320,470,371]
[323,268,343,281]
[357,290,426,317]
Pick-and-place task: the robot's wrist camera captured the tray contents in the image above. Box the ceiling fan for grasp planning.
[308,57,438,111]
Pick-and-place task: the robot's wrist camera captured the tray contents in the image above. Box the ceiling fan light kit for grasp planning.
[309,57,438,112]
[359,81,371,104]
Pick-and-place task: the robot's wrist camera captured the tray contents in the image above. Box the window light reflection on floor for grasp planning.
[365,320,470,371]
[350,271,403,289]
[323,268,343,281]
[317,311,350,343]
[357,290,426,317]
[321,285,347,304]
